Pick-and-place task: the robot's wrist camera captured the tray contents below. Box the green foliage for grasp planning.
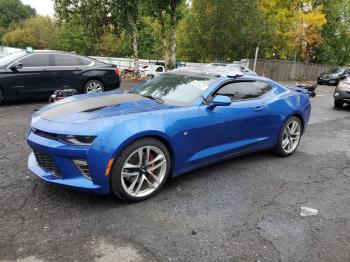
[54,15,90,54]
[2,16,58,49]
[0,0,36,41]
[177,0,265,62]
[1,0,349,66]
[315,0,350,65]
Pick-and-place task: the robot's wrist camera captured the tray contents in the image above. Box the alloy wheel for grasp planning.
[282,120,301,154]
[121,146,167,198]
[86,81,103,93]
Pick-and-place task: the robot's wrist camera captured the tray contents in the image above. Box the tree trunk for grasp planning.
[169,2,177,69]
[132,26,139,72]
[160,19,169,70]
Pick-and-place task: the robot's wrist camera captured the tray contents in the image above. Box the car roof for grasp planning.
[169,66,244,78]
[166,66,272,85]
[33,50,78,55]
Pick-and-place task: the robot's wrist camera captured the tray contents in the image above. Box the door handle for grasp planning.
[74,68,82,71]
[254,106,264,112]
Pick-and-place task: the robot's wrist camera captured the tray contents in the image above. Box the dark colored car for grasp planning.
[334,78,350,108]
[0,50,120,103]
[317,67,350,86]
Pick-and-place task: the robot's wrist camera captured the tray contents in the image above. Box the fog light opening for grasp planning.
[73,159,92,180]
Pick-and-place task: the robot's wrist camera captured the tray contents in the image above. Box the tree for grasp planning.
[54,14,90,54]
[315,0,350,65]
[258,0,326,61]
[177,0,265,62]
[55,0,109,54]
[108,0,143,71]
[2,16,58,49]
[143,0,184,68]
[55,0,144,71]
[0,0,36,42]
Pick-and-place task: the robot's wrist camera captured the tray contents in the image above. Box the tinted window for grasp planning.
[19,54,50,67]
[256,81,272,96]
[54,54,80,66]
[78,57,92,65]
[216,82,259,100]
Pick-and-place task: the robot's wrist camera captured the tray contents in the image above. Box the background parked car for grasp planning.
[0,46,23,59]
[0,50,120,103]
[206,63,258,76]
[317,67,350,86]
[140,64,165,78]
[334,77,350,108]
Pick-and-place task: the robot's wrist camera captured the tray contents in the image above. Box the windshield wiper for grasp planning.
[139,94,164,104]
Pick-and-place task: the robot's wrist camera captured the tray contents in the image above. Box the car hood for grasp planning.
[35,92,177,124]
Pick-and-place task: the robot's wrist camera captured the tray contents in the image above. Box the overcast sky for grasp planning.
[21,0,55,17]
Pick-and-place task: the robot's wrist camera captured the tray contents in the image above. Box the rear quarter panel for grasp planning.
[80,68,120,91]
[267,82,311,141]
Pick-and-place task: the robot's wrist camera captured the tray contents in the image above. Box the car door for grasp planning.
[50,54,86,91]
[7,53,52,96]
[193,80,274,164]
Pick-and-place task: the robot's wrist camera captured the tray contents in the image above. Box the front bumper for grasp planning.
[334,90,350,104]
[27,131,111,194]
[317,77,338,85]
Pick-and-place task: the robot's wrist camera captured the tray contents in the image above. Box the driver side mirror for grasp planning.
[207,95,231,110]
[9,62,23,71]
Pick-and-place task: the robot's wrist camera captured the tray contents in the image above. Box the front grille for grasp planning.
[34,151,61,177]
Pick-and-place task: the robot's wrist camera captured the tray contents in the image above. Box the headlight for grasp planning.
[58,135,96,145]
[338,81,350,91]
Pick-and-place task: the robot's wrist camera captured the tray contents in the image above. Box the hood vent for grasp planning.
[82,104,119,113]
[41,94,142,121]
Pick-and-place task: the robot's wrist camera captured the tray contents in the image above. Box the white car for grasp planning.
[206,63,257,76]
[140,65,165,78]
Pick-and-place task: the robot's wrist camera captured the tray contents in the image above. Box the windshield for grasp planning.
[131,74,215,106]
[0,51,25,67]
[327,67,345,74]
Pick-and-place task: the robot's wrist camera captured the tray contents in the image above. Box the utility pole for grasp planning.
[253,42,260,72]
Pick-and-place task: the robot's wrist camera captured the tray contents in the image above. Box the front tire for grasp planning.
[334,101,343,108]
[84,79,104,94]
[110,138,171,202]
[273,116,302,157]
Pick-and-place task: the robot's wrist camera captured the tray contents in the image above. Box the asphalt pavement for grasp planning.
[0,82,350,262]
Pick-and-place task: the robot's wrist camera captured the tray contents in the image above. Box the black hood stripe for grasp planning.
[41,94,143,121]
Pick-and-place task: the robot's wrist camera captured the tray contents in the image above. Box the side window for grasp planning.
[78,57,92,66]
[18,54,50,67]
[53,54,80,66]
[215,82,259,101]
[255,81,272,96]
[215,81,272,101]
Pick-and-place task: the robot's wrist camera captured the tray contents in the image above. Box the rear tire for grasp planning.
[110,138,171,202]
[273,116,302,157]
[84,79,104,94]
[0,89,4,104]
[334,101,343,108]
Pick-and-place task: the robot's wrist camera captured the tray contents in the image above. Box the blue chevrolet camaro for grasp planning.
[27,67,311,201]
